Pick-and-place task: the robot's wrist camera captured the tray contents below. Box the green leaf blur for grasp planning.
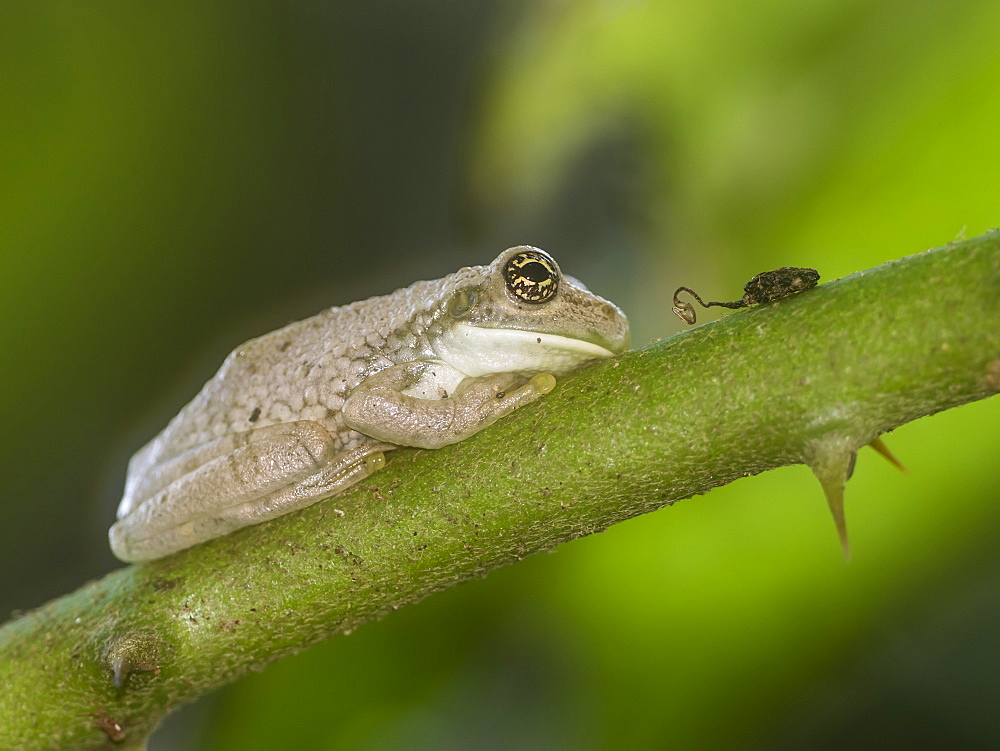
[2,2,998,749]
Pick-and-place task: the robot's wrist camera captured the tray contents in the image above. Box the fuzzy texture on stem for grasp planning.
[2,233,999,750]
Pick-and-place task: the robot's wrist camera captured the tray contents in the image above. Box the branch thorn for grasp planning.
[806,437,856,561]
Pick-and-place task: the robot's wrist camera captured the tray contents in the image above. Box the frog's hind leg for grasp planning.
[120,424,309,520]
[109,420,393,562]
[216,444,391,526]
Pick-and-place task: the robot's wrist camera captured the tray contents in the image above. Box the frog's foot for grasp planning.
[109,420,393,562]
[452,370,555,403]
[343,363,556,450]
[216,444,392,527]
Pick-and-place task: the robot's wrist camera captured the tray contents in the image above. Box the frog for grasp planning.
[109,246,630,562]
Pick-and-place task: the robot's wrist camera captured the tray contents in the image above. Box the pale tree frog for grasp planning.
[110,247,629,562]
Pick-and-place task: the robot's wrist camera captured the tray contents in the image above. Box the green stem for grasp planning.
[2,233,999,750]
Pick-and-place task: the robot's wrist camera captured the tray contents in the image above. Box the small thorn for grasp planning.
[104,632,161,690]
[112,656,126,689]
[867,437,907,473]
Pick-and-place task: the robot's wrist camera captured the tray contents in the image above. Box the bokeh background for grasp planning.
[3,1,1000,748]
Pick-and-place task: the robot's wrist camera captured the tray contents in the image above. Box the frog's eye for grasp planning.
[504,250,559,304]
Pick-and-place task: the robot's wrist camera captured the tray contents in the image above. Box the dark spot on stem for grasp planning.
[94,712,125,742]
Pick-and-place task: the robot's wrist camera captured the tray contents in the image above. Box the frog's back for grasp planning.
[138,274,463,467]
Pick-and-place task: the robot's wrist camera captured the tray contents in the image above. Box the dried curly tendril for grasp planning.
[672,267,820,325]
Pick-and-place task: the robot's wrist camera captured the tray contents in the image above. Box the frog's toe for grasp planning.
[501,373,555,407]
[527,373,557,394]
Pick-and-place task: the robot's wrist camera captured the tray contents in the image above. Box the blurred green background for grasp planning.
[3,1,1000,748]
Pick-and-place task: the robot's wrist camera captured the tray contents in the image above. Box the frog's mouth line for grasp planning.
[434,323,617,378]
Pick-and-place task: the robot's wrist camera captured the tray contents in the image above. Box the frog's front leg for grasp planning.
[343,361,556,449]
[109,421,393,562]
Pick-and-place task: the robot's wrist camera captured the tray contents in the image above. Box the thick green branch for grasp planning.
[2,233,999,749]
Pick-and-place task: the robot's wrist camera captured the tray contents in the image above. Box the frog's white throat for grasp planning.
[433,323,614,379]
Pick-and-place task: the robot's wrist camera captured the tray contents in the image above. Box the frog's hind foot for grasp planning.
[109,419,394,562]
[219,443,393,527]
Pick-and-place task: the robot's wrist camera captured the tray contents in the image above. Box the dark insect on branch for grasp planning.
[672,267,821,324]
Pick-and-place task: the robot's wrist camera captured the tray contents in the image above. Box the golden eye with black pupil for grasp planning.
[504,251,559,304]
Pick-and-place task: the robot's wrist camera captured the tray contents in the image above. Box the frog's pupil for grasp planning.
[505,251,559,304]
[521,261,549,283]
